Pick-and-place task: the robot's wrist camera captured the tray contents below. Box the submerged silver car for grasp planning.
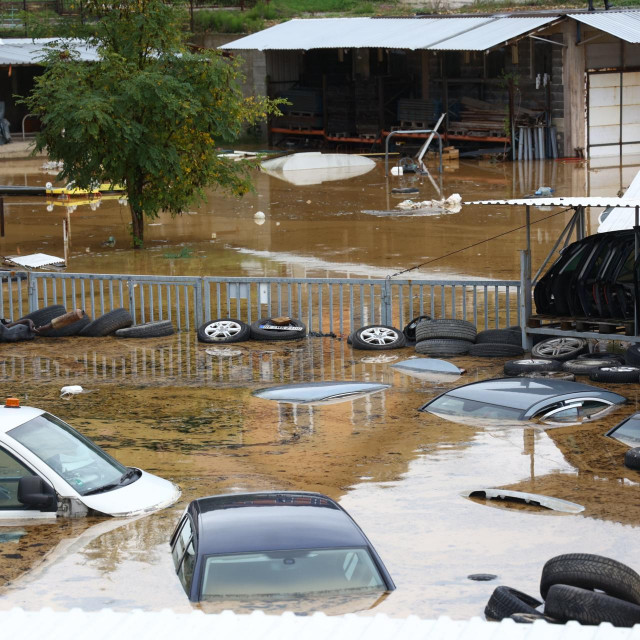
[419,378,626,425]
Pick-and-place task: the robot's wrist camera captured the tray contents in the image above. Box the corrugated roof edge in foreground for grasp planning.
[1,609,639,639]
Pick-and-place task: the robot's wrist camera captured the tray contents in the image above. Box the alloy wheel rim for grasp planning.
[205,320,241,339]
[361,327,399,345]
[537,338,584,357]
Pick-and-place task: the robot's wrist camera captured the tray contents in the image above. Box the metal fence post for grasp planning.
[27,273,37,313]
[194,278,204,328]
[381,278,393,326]
[519,250,533,350]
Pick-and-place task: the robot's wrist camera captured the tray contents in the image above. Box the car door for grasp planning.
[0,445,57,519]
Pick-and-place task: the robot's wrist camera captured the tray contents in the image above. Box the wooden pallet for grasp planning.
[528,314,635,336]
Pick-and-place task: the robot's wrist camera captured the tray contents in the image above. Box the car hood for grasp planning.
[79,469,180,517]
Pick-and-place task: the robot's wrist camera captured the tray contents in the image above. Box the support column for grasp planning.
[562,20,586,157]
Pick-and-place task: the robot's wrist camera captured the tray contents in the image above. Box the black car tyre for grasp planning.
[476,329,522,346]
[415,338,471,357]
[624,447,640,471]
[624,344,640,367]
[415,319,477,343]
[19,304,66,329]
[403,315,432,343]
[250,318,306,341]
[540,553,640,604]
[351,325,406,351]
[518,371,576,381]
[504,359,562,376]
[589,366,640,384]
[115,320,175,339]
[577,352,625,363]
[78,308,133,337]
[544,584,640,627]
[468,343,525,358]
[562,358,621,375]
[41,311,91,337]
[484,586,542,621]
[531,337,588,361]
[198,318,250,343]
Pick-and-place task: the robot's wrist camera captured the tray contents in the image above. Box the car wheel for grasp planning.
[415,338,471,357]
[475,329,522,346]
[577,352,624,364]
[531,337,588,361]
[484,586,542,621]
[351,325,406,351]
[78,308,133,337]
[540,553,640,604]
[545,584,640,627]
[625,447,640,471]
[115,320,175,338]
[562,358,621,375]
[19,304,66,329]
[198,318,250,343]
[589,366,640,383]
[518,371,576,381]
[468,343,525,358]
[250,318,306,341]
[415,318,477,342]
[403,315,431,343]
[504,359,562,376]
[624,344,640,367]
[40,311,91,337]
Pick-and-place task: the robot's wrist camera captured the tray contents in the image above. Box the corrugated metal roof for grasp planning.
[0,38,98,65]
[220,16,558,52]
[430,16,558,51]
[570,12,640,44]
[5,253,65,268]
[2,609,640,639]
[467,197,640,207]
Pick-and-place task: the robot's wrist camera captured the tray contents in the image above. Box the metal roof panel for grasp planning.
[219,16,551,51]
[570,11,640,44]
[430,16,558,50]
[467,197,640,207]
[0,38,98,65]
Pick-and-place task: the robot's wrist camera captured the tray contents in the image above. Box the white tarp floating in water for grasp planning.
[261,152,375,186]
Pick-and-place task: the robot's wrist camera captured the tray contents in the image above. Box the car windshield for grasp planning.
[201,547,386,597]
[8,413,127,495]
[425,395,523,420]
[607,416,640,447]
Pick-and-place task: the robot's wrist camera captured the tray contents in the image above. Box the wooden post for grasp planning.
[0,197,4,237]
[562,20,586,157]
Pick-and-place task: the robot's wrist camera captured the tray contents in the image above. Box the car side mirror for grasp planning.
[18,476,57,511]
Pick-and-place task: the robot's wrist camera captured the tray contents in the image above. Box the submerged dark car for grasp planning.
[419,378,626,425]
[170,491,395,602]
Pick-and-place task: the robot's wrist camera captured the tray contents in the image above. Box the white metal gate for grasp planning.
[588,70,640,159]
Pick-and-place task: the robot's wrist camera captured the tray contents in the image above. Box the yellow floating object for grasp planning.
[45,181,126,198]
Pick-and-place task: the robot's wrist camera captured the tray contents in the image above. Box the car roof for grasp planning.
[189,492,369,556]
[421,378,626,415]
[0,405,45,434]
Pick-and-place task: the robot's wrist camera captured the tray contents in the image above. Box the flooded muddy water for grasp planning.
[0,156,639,618]
[0,335,639,618]
[1,155,636,281]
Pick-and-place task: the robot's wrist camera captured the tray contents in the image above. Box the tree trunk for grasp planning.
[130,203,144,248]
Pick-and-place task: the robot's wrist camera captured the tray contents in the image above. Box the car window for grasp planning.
[426,395,522,420]
[8,413,126,495]
[0,447,36,510]
[171,517,193,571]
[540,400,611,423]
[606,417,640,447]
[178,540,196,593]
[200,548,386,598]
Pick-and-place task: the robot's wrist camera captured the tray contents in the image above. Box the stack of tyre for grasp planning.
[19,305,174,338]
[485,553,640,627]
[503,336,639,383]
[197,317,306,344]
[413,319,525,358]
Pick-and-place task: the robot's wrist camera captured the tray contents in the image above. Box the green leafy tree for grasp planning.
[25,0,280,247]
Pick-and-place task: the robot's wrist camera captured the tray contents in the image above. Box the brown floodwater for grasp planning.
[0,156,639,618]
[1,155,635,281]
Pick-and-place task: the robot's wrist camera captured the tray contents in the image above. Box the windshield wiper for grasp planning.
[82,468,139,496]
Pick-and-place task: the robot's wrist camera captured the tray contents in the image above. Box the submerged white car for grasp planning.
[0,398,180,519]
